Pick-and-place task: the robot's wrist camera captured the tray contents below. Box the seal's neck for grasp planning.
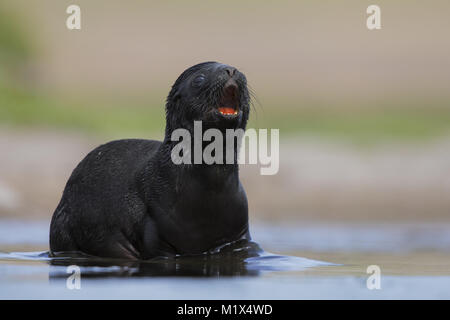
[156,132,241,191]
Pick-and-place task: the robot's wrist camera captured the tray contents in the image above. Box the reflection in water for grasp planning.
[50,240,263,278]
[0,239,331,279]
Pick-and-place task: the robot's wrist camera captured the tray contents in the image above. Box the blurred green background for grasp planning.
[1,0,449,143]
[0,0,449,221]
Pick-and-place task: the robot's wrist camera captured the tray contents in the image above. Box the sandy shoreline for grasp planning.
[0,127,449,222]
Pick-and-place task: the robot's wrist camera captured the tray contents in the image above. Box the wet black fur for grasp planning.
[49,62,251,259]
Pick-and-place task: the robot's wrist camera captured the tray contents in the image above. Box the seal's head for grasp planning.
[165,62,250,135]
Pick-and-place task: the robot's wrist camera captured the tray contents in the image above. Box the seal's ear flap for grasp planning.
[166,88,182,113]
[167,83,182,105]
[171,90,181,103]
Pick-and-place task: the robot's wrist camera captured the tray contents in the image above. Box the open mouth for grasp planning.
[218,107,238,115]
[218,80,239,117]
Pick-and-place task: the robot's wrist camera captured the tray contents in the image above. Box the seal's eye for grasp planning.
[192,75,206,87]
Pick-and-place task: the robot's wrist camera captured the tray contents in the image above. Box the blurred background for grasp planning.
[1,0,449,226]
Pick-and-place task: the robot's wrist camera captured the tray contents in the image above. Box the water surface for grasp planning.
[1,220,450,299]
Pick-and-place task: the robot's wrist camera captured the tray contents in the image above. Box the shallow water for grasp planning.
[1,220,450,299]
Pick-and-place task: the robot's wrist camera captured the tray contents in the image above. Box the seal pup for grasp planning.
[49,61,251,259]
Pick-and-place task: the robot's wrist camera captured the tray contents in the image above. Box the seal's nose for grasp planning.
[224,66,237,78]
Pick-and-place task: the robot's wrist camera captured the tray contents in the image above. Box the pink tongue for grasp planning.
[218,107,236,114]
